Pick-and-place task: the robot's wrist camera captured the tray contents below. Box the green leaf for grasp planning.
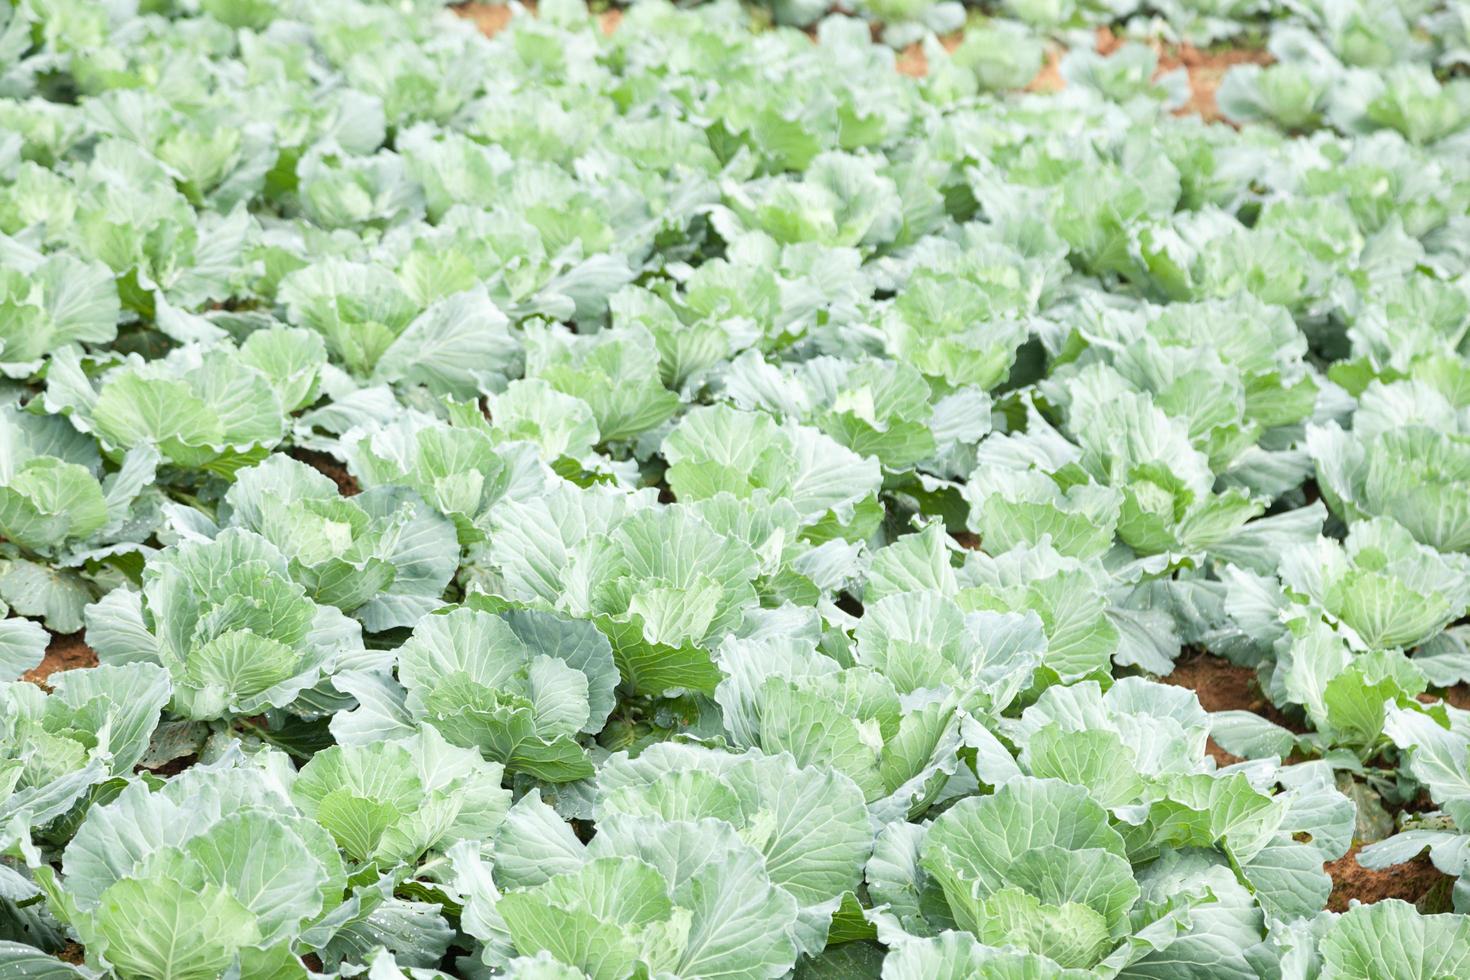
[0,617,47,681]
[0,560,93,634]
[1320,900,1470,979]
[88,876,261,980]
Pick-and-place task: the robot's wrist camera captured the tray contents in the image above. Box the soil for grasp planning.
[1162,651,1300,727]
[1326,844,1453,913]
[1436,686,1470,710]
[950,531,981,550]
[1163,651,1256,711]
[288,447,360,497]
[894,32,963,79]
[454,4,1268,123]
[1028,28,1272,121]
[1159,651,1308,766]
[1021,27,1274,119]
[140,755,198,777]
[456,1,517,36]
[57,944,85,965]
[1024,41,1068,94]
[20,632,98,688]
[1134,34,1273,122]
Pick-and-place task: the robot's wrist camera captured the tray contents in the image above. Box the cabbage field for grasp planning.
[2,0,1470,975]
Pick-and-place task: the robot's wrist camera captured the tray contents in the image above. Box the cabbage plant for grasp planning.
[84,529,372,720]
[1310,380,1470,553]
[42,330,325,477]
[333,605,618,782]
[188,453,460,631]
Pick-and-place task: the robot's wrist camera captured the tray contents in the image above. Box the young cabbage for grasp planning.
[84,529,372,720]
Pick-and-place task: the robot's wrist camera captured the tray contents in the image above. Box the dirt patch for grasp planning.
[1435,686,1470,711]
[1028,28,1271,121]
[1161,650,1306,734]
[1163,651,1267,712]
[894,32,963,79]
[288,447,360,497]
[1160,46,1272,121]
[58,943,85,965]
[950,531,981,550]
[452,3,1265,121]
[456,1,615,37]
[455,1,518,36]
[1024,41,1067,93]
[139,754,197,777]
[1326,844,1453,913]
[21,632,99,688]
[1099,27,1271,121]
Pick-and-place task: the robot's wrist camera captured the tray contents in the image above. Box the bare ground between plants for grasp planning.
[455,4,1270,122]
[1327,845,1453,913]
[290,446,362,496]
[1159,651,1460,909]
[21,631,98,688]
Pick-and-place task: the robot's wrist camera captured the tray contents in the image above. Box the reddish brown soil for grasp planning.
[894,32,963,79]
[1160,651,1305,765]
[950,531,981,550]
[1436,686,1470,710]
[454,4,1268,123]
[1024,41,1068,94]
[1030,27,1272,121]
[1149,41,1272,121]
[1326,844,1452,913]
[1163,651,1278,717]
[58,944,85,965]
[456,1,517,35]
[455,2,618,38]
[289,447,360,497]
[21,632,98,688]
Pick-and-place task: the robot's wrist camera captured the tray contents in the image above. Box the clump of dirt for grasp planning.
[950,531,981,550]
[58,944,85,965]
[1163,651,1302,727]
[1160,651,1305,767]
[140,755,198,778]
[1435,686,1470,711]
[288,447,360,497]
[455,1,520,36]
[1326,844,1453,913]
[1027,27,1272,121]
[1024,41,1068,93]
[894,32,963,79]
[1097,26,1272,121]
[21,632,99,689]
[1164,651,1264,711]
